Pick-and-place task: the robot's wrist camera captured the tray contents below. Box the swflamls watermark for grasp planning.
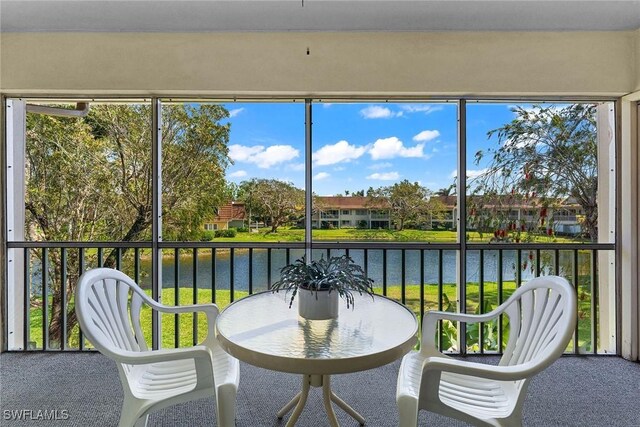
[3,409,70,421]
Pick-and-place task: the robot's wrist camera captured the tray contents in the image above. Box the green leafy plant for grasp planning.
[214,228,236,238]
[272,255,374,309]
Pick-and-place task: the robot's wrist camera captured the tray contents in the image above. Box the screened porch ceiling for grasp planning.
[1,0,640,33]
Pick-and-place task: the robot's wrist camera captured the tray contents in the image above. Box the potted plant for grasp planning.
[271,255,375,320]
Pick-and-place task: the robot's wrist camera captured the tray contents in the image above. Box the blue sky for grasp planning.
[221,102,520,195]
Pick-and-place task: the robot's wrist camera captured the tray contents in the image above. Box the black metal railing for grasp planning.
[5,241,614,355]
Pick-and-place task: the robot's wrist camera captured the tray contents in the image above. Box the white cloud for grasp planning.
[401,105,444,115]
[322,103,333,108]
[287,162,305,171]
[228,108,245,118]
[367,172,400,180]
[360,106,400,119]
[229,170,247,178]
[313,140,368,166]
[253,145,300,168]
[333,166,346,171]
[368,162,393,170]
[228,144,299,169]
[369,137,425,160]
[314,172,330,180]
[413,130,440,142]
[229,144,264,162]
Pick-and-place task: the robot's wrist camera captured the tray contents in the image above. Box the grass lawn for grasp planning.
[28,282,593,352]
[209,227,583,243]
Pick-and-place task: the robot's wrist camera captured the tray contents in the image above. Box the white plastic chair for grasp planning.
[75,268,239,427]
[396,275,577,427]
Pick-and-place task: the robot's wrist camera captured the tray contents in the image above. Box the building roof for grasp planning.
[215,202,246,222]
[316,196,370,209]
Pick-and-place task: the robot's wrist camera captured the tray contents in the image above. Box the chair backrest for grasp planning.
[499,275,577,370]
[76,268,151,358]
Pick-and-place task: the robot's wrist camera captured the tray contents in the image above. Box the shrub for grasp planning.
[214,228,237,238]
[200,230,215,241]
[236,227,249,233]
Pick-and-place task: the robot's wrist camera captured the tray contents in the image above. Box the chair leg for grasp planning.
[118,399,146,427]
[398,411,418,427]
[216,383,238,427]
[397,396,419,427]
[118,411,146,427]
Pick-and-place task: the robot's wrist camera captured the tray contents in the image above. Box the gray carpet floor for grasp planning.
[1,352,639,426]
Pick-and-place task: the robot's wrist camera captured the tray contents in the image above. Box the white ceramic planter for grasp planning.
[298,288,339,320]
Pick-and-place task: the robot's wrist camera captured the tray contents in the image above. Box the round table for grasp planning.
[215,291,418,426]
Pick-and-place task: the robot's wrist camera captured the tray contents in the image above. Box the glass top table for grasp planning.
[216,291,418,426]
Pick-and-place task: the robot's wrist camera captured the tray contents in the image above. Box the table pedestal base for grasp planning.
[277,374,366,427]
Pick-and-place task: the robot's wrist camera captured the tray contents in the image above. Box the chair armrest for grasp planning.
[423,356,536,381]
[109,345,211,365]
[146,301,220,317]
[421,308,507,354]
[145,302,220,348]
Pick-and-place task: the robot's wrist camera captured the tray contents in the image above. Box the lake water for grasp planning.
[134,248,588,291]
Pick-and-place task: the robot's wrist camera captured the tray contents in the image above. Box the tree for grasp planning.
[238,179,304,232]
[471,104,598,241]
[435,184,455,197]
[368,180,440,231]
[25,103,232,347]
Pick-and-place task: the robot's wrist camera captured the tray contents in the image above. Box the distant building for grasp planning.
[463,195,585,235]
[206,196,585,234]
[203,202,246,231]
[313,196,391,229]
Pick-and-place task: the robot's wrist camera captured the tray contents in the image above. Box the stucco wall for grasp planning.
[0,31,636,96]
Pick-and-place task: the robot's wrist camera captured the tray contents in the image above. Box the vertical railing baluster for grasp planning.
[23,248,30,351]
[61,248,67,350]
[211,249,217,304]
[479,249,484,353]
[249,248,254,295]
[382,250,387,296]
[286,248,291,266]
[438,249,444,352]
[42,248,48,350]
[97,247,103,267]
[419,250,425,326]
[535,248,541,277]
[267,249,272,290]
[78,248,85,351]
[497,249,503,353]
[174,248,179,348]
[516,250,522,287]
[364,249,368,279]
[116,248,122,270]
[230,248,235,303]
[573,249,579,355]
[554,249,560,276]
[401,250,406,305]
[193,248,198,346]
[134,248,140,284]
[591,249,598,354]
